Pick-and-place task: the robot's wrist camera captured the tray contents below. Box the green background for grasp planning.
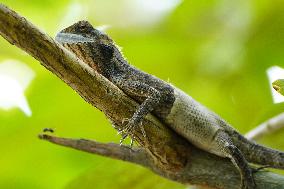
[0,0,283,188]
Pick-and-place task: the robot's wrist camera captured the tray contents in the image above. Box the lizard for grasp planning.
[55,20,284,189]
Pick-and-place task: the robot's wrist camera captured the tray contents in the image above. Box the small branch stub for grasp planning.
[245,113,284,141]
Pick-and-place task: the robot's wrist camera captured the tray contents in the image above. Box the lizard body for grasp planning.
[55,21,284,189]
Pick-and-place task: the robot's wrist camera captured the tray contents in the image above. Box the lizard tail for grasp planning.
[231,131,284,169]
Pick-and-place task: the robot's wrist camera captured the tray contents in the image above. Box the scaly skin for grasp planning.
[55,20,284,189]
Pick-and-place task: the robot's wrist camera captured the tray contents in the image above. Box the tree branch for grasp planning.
[38,134,152,168]
[1,3,284,189]
[245,113,284,140]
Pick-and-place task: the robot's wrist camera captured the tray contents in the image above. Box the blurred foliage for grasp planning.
[0,0,283,188]
[273,79,284,96]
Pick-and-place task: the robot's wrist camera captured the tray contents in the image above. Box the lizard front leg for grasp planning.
[115,80,162,142]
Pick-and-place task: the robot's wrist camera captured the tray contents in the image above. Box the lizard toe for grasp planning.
[241,170,256,189]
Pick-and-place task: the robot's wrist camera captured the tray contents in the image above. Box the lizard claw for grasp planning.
[120,118,147,146]
[129,137,134,148]
[119,133,128,145]
[123,119,148,139]
[119,133,135,148]
[122,118,130,125]
[241,168,256,189]
[251,165,270,173]
[118,118,135,146]
[124,120,136,134]
[139,122,147,138]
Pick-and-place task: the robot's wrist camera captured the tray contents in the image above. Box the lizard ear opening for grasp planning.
[97,43,114,61]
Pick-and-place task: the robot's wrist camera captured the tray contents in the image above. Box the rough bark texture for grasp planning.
[1,4,284,189]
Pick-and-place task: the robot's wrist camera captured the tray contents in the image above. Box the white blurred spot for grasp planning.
[267,66,284,103]
[90,0,182,28]
[131,0,182,15]
[96,25,111,32]
[0,60,35,116]
[57,1,89,31]
[125,0,183,26]
[58,0,182,31]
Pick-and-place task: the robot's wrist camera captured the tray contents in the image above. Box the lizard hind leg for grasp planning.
[227,144,256,189]
[214,131,256,189]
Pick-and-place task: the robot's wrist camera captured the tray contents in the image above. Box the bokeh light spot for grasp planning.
[0,60,35,116]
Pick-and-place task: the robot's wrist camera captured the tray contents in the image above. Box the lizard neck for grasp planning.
[98,54,130,80]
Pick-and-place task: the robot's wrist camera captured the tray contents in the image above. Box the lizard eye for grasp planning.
[98,43,114,60]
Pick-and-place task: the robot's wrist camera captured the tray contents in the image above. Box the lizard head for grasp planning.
[56,20,112,43]
[55,20,122,74]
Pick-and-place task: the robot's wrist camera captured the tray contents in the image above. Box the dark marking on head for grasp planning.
[55,20,121,74]
[97,43,114,61]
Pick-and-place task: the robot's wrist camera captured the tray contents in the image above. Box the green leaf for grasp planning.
[273,79,284,96]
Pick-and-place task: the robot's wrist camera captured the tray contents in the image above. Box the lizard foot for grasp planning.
[122,118,130,125]
[119,133,128,145]
[241,168,256,189]
[124,120,147,138]
[119,119,148,146]
[119,120,136,146]
[119,133,135,148]
[252,165,270,173]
